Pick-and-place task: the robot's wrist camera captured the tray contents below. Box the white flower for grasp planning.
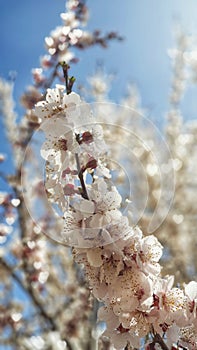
[119,310,150,338]
[46,332,67,350]
[137,235,163,275]
[98,306,140,349]
[166,323,181,349]
[88,73,109,99]
[98,306,120,329]
[22,336,45,349]
[89,179,122,212]
[154,275,174,295]
[86,247,103,267]
[40,121,74,162]
[163,288,186,313]
[185,281,197,302]
[35,86,80,122]
[110,269,153,314]
[103,326,140,350]
[78,124,108,158]
[180,325,197,350]
[60,12,79,28]
[73,198,95,219]
[61,210,83,245]
[184,281,197,321]
[64,102,92,132]
[89,209,122,229]
[40,117,70,136]
[152,277,188,330]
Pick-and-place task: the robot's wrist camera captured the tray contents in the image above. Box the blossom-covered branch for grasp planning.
[34,84,197,349]
[0,1,122,349]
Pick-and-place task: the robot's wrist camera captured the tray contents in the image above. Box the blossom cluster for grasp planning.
[87,38,197,285]
[35,85,197,350]
[0,2,124,348]
[23,0,122,100]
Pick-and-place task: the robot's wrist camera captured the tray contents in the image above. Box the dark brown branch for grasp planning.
[150,326,169,350]
[62,62,69,93]
[60,62,76,95]
[153,334,169,350]
[75,153,89,200]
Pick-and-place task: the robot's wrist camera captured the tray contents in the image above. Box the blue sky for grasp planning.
[1,0,197,173]
[1,1,197,115]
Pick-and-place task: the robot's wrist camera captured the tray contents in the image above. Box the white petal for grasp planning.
[185,281,197,300]
[87,248,103,267]
[63,91,81,106]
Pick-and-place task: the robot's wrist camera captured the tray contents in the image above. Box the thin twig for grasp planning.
[75,153,89,200]
[63,62,69,93]
[153,333,169,350]
[150,325,169,350]
[60,62,76,94]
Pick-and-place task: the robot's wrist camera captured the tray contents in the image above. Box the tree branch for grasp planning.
[150,326,169,350]
[153,334,169,350]
[0,257,73,350]
[60,62,76,95]
[75,153,89,200]
[0,257,56,328]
